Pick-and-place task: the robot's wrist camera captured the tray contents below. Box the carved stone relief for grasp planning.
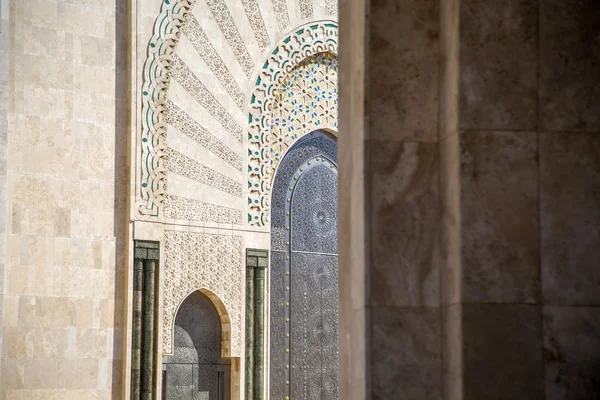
[247,23,339,225]
[163,231,243,356]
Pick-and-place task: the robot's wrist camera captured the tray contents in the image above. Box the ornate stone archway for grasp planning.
[136,0,339,226]
[247,23,339,226]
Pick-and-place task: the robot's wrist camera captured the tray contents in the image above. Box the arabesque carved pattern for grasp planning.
[170,54,244,143]
[164,147,242,197]
[181,14,245,110]
[271,0,290,32]
[247,23,338,226]
[165,100,242,171]
[241,0,270,50]
[298,0,314,19]
[205,0,255,78]
[163,194,242,224]
[138,0,196,219]
[163,231,243,356]
[325,0,337,16]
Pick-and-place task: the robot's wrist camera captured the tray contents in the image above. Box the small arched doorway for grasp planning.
[163,291,231,400]
[270,130,339,399]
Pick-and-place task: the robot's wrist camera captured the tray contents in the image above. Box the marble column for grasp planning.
[141,260,156,400]
[253,262,266,400]
[245,263,255,400]
[131,259,144,400]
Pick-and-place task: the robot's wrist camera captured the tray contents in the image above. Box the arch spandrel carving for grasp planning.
[247,23,339,226]
[137,0,338,226]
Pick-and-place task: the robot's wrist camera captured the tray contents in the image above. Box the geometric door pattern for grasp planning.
[270,131,338,399]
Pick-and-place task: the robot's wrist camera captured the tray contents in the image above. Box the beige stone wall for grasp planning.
[0,0,128,399]
[0,0,9,390]
[0,0,338,397]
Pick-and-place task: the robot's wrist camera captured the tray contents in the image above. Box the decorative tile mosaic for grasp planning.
[182,14,245,110]
[271,0,290,32]
[164,147,242,197]
[170,54,243,144]
[204,0,255,78]
[298,0,314,19]
[247,22,338,226]
[270,52,338,164]
[163,231,243,356]
[163,194,243,224]
[165,100,242,171]
[241,0,270,50]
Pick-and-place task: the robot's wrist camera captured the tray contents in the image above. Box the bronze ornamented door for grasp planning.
[270,131,338,400]
[162,291,230,400]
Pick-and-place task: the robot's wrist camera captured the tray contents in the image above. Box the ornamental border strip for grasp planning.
[247,22,339,226]
[138,0,195,219]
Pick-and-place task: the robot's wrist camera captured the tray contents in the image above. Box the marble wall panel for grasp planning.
[462,303,544,400]
[460,0,538,130]
[371,307,441,400]
[539,0,600,132]
[368,0,439,142]
[540,132,600,306]
[544,306,600,400]
[461,131,540,303]
[0,0,8,383]
[369,140,440,307]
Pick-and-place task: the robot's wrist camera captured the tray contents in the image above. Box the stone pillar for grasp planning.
[245,249,268,399]
[439,1,462,399]
[340,0,447,398]
[253,260,266,400]
[340,1,600,399]
[338,0,368,398]
[245,262,255,400]
[141,260,156,400]
[131,259,144,400]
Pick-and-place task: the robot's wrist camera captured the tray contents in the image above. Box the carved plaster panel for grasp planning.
[241,0,271,50]
[163,230,243,356]
[138,0,195,219]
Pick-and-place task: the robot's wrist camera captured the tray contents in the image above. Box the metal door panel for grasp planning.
[270,131,339,400]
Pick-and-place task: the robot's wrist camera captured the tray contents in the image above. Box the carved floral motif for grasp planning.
[247,23,339,226]
[163,231,243,356]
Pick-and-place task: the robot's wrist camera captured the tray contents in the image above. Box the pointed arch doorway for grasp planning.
[162,290,232,400]
[269,130,339,399]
